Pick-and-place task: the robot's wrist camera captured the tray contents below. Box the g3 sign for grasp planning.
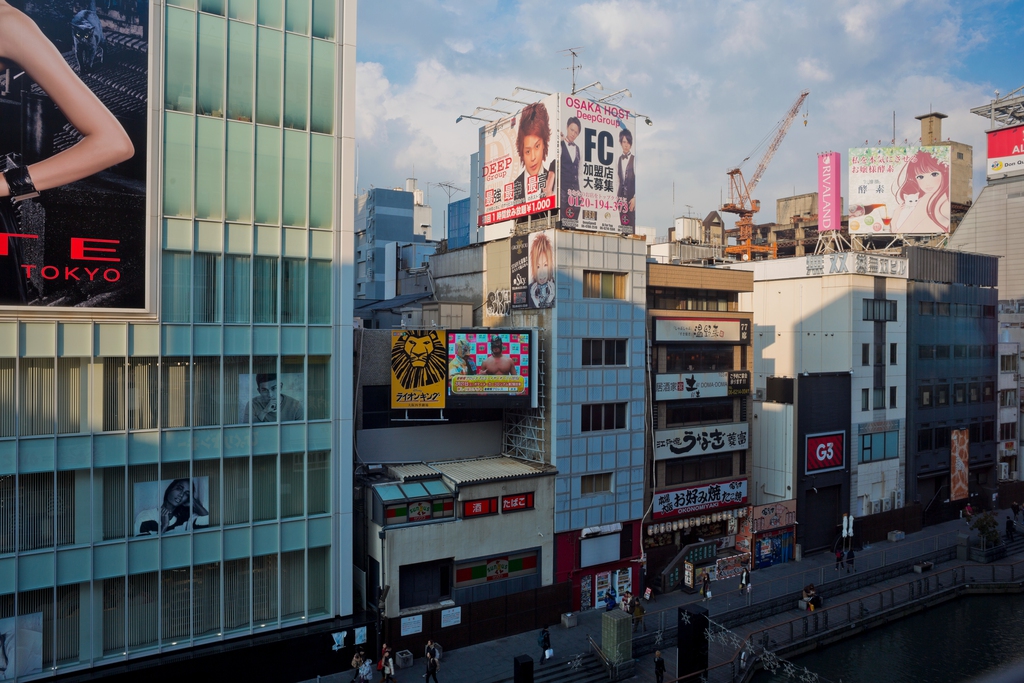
[805,431,845,474]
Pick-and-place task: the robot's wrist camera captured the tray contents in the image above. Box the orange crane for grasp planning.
[723,90,810,260]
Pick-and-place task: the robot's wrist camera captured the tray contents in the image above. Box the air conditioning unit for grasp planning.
[754,388,765,401]
[870,499,882,515]
[1000,462,1010,480]
[882,497,893,512]
[893,489,904,509]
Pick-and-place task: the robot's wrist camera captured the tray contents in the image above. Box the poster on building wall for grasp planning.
[817,152,842,231]
[133,478,210,536]
[239,371,305,422]
[805,432,845,474]
[479,94,559,226]
[510,230,555,310]
[0,612,43,678]
[559,94,636,235]
[986,124,1024,179]
[454,551,537,588]
[400,615,423,636]
[0,0,149,310]
[654,318,750,343]
[654,423,748,460]
[749,500,797,533]
[594,570,613,608]
[715,553,750,581]
[390,330,448,409]
[950,428,970,501]
[848,146,951,235]
[580,574,593,611]
[653,479,748,519]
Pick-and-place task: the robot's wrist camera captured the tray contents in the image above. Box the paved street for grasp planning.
[303,510,1012,683]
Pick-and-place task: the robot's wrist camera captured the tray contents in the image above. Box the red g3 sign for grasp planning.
[806,432,845,473]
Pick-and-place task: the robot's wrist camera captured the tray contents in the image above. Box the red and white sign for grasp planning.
[987,124,1024,179]
[653,479,748,520]
[805,431,845,473]
[817,152,841,232]
[462,498,498,518]
[501,492,534,513]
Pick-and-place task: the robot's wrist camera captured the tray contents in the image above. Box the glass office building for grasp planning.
[0,0,354,676]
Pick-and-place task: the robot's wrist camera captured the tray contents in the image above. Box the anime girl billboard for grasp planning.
[848,146,951,235]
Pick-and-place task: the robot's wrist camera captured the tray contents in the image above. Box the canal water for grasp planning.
[751,594,1024,683]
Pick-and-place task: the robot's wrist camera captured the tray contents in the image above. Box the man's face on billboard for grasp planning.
[522,135,545,176]
[566,122,580,144]
[620,137,631,156]
[490,339,503,357]
[258,379,280,402]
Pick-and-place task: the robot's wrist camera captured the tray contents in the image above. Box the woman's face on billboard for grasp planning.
[522,135,545,176]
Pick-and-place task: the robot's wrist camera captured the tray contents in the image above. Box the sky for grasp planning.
[355,0,1024,239]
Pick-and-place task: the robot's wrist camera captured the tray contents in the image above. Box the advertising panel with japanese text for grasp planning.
[1,0,150,309]
[805,431,845,474]
[653,479,748,520]
[479,94,559,226]
[559,94,636,234]
[848,146,951,235]
[817,152,841,231]
[986,124,1024,179]
[446,329,531,408]
[654,317,750,343]
[654,423,749,461]
[510,229,555,310]
[655,372,729,401]
[391,330,448,409]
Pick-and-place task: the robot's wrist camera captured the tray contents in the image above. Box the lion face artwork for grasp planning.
[391,331,447,390]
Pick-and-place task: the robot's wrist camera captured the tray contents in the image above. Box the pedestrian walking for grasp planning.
[351,646,367,683]
[745,578,753,606]
[701,572,712,601]
[834,547,845,571]
[381,647,397,683]
[846,548,856,573]
[537,627,551,665]
[424,650,440,683]
[739,567,750,595]
[654,650,666,683]
[604,590,617,612]
[632,599,646,633]
[964,503,974,525]
[1006,516,1016,543]
[1012,501,1021,522]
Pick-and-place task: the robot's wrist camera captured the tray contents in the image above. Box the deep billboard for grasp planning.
[479,94,559,227]
[986,124,1024,180]
[446,330,532,408]
[848,146,951,235]
[559,95,636,234]
[817,152,841,231]
[1,0,149,309]
[510,229,555,310]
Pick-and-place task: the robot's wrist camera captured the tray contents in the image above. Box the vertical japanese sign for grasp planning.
[817,152,841,231]
[559,94,636,234]
[390,330,448,409]
[848,146,951,235]
[950,428,969,501]
[510,229,555,310]
[2,0,149,309]
[479,94,559,226]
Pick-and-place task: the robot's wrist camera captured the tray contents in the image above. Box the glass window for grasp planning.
[918,345,934,360]
[161,357,191,428]
[281,550,304,620]
[583,339,627,366]
[311,0,334,38]
[890,386,897,408]
[581,473,612,494]
[257,0,282,27]
[0,359,13,437]
[862,344,870,366]
[162,567,191,643]
[285,0,308,33]
[982,420,995,442]
[954,345,966,358]
[129,357,159,430]
[192,561,221,638]
[934,427,950,449]
[969,382,981,403]
[969,345,981,359]
[193,357,221,427]
[919,301,934,315]
[283,130,308,226]
[281,452,304,518]
[969,422,981,444]
[255,126,282,224]
[936,345,950,359]
[127,572,159,650]
[307,355,329,419]
[102,577,126,654]
[162,251,191,322]
[19,358,54,436]
[937,302,950,316]
[1000,389,1018,407]
[581,403,627,431]
[57,357,87,434]
[229,0,255,21]
[281,356,305,421]
[193,459,221,529]
[873,387,885,410]
[165,8,195,112]
[308,546,330,616]
[197,14,226,117]
[224,254,252,323]
[254,256,279,323]
[224,557,251,631]
[1000,422,1018,441]
[310,42,335,134]
[583,271,626,299]
[308,259,331,324]
[227,22,255,122]
[918,428,933,451]
[253,554,279,623]
[665,398,733,426]
[201,0,225,13]
[919,385,932,407]
[195,118,226,220]
[954,383,966,404]
[194,252,222,323]
[309,134,333,226]
[936,384,949,406]
[308,450,329,514]
[253,454,278,521]
[890,343,897,365]
[861,388,869,411]
[163,113,194,216]
[1002,354,1019,372]
[282,258,306,323]
[225,123,253,221]
[99,357,125,432]
[256,27,283,125]
[223,457,250,524]
[284,35,309,130]
[664,344,733,372]
[983,381,995,402]
[223,356,249,424]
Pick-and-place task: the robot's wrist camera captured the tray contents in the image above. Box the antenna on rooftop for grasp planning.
[558,47,584,94]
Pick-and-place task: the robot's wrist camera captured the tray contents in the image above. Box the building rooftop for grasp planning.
[430,456,555,484]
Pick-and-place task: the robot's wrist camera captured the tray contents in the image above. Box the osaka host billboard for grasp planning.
[559,95,636,235]
[0,0,149,309]
[848,146,950,235]
[479,94,559,227]
[986,124,1024,179]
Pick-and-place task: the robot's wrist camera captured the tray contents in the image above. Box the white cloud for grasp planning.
[798,58,832,83]
[445,38,474,54]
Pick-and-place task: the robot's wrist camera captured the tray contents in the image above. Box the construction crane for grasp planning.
[723,90,810,260]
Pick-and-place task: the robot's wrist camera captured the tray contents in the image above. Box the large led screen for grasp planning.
[446,330,531,408]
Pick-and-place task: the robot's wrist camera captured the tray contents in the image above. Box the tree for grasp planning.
[970,511,1001,549]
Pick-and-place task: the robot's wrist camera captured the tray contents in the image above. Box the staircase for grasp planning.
[491,652,609,683]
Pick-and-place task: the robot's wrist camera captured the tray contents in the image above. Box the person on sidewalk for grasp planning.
[739,567,750,595]
[604,591,617,611]
[701,572,712,602]
[424,650,440,683]
[1013,501,1021,523]
[350,646,366,683]
[537,627,550,666]
[846,548,856,573]
[633,599,646,632]
[835,548,845,571]
[654,650,666,683]
[964,503,974,525]
[1006,516,1016,543]
[381,647,397,683]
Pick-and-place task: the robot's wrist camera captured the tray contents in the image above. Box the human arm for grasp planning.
[0,5,134,197]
